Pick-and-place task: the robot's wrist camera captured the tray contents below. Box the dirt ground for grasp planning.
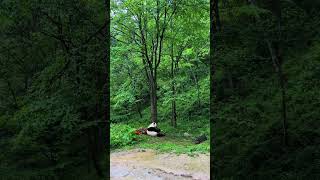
[110,149,210,180]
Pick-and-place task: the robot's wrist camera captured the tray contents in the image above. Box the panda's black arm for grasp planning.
[147,127,161,132]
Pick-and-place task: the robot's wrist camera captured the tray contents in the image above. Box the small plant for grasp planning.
[110,124,137,149]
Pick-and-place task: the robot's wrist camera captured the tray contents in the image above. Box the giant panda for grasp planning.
[146,122,165,137]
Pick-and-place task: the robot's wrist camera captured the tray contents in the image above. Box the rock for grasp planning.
[183,132,191,137]
[194,134,207,144]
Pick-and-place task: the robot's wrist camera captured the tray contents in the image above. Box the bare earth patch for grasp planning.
[110,149,210,180]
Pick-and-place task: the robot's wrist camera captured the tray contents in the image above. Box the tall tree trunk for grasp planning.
[210,0,220,178]
[272,0,288,146]
[214,0,221,32]
[171,61,177,127]
[150,77,158,123]
[87,128,104,178]
[103,0,110,143]
[267,40,287,146]
[137,102,143,118]
[191,70,201,108]
[194,60,201,108]
[103,0,110,177]
[196,74,201,108]
[138,0,171,123]
[210,0,219,123]
[170,5,177,128]
[279,67,287,146]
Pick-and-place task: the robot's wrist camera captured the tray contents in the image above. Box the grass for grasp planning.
[136,136,209,155]
[113,135,210,155]
[111,115,210,155]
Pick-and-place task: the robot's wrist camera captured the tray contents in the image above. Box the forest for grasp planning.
[211,0,320,179]
[0,0,108,179]
[110,0,210,154]
[0,0,319,179]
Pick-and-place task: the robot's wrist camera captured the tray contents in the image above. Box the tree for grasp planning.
[0,0,108,178]
[112,0,177,123]
[111,0,209,128]
[210,0,220,122]
[268,0,288,146]
[138,0,177,123]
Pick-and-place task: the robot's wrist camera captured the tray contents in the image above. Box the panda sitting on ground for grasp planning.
[146,122,165,137]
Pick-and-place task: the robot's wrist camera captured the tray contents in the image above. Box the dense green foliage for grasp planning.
[111,109,210,154]
[0,0,108,179]
[110,124,137,148]
[110,0,210,154]
[1,0,319,179]
[213,0,320,179]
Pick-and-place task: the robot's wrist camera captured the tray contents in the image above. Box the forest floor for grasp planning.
[110,149,210,180]
[110,119,210,179]
[114,118,210,154]
[125,134,209,154]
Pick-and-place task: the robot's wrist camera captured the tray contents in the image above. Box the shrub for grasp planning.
[110,124,137,149]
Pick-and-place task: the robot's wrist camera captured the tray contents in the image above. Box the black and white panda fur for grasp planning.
[146,122,165,137]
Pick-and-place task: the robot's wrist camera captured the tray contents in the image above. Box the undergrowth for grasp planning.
[110,114,210,155]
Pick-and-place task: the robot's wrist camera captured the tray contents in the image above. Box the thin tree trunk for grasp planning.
[196,75,201,108]
[214,0,221,32]
[210,0,219,123]
[170,5,177,128]
[25,75,29,90]
[150,78,158,123]
[279,68,287,146]
[88,129,103,177]
[171,62,177,127]
[5,78,18,108]
[192,70,201,108]
[210,0,220,178]
[103,0,110,142]
[136,100,143,118]
[271,0,288,146]
[266,40,288,146]
[228,73,234,89]
[91,129,103,177]
[87,132,91,173]
[138,0,171,124]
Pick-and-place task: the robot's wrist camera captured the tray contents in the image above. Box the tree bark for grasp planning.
[137,104,143,118]
[272,0,288,146]
[210,0,219,123]
[137,1,172,123]
[279,67,287,146]
[210,0,220,178]
[88,128,104,178]
[103,0,110,146]
[171,60,177,127]
[150,77,158,123]
[191,69,201,108]
[170,3,177,128]
[267,40,287,146]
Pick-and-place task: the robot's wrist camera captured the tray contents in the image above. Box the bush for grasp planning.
[110,124,137,149]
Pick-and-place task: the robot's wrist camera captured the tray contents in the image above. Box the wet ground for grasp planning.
[110,149,210,180]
